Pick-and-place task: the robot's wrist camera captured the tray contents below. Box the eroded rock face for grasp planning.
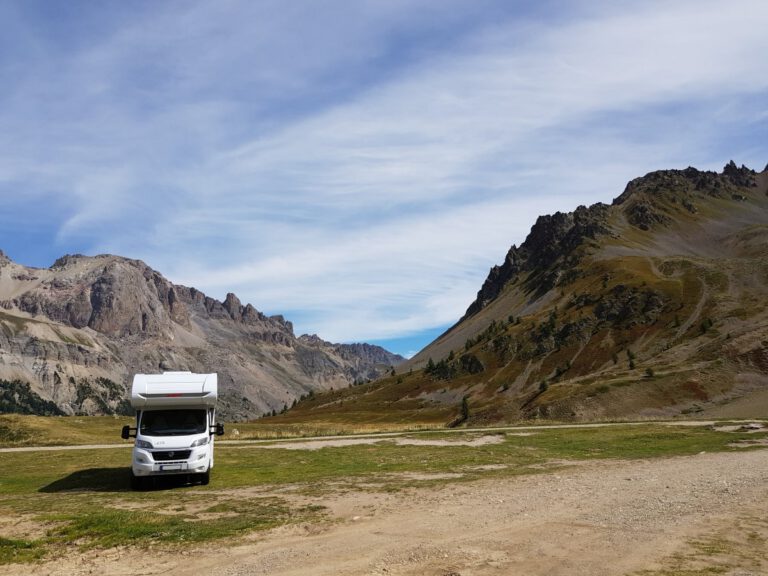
[593,285,668,327]
[0,253,404,419]
[625,201,670,231]
[614,163,760,231]
[463,201,610,319]
[722,160,757,188]
[14,257,179,338]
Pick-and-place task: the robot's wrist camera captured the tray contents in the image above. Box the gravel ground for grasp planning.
[11,448,768,576]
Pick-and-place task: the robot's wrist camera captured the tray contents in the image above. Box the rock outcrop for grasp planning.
[463,202,610,319]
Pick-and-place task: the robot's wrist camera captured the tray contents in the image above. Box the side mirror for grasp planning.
[216,423,224,436]
[121,425,136,439]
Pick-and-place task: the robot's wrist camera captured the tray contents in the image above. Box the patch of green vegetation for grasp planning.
[633,513,768,576]
[0,446,323,563]
[48,497,305,549]
[0,414,133,448]
[0,422,31,445]
[51,327,79,345]
[0,537,45,564]
[0,379,64,416]
[52,329,94,347]
[70,377,131,416]
[611,380,633,388]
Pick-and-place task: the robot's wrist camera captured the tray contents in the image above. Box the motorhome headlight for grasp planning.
[135,439,154,449]
[190,436,209,448]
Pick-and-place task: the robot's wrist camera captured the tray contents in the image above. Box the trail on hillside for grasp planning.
[675,278,708,339]
[11,449,768,576]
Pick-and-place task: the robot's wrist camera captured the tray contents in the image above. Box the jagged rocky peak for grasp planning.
[74,259,176,337]
[214,291,293,334]
[6,254,185,337]
[464,161,760,320]
[50,253,88,269]
[299,334,325,346]
[463,201,609,319]
[269,314,294,335]
[298,334,405,365]
[28,254,288,338]
[334,342,406,365]
[613,162,760,230]
[222,292,242,319]
[722,160,758,187]
[524,203,610,269]
[0,249,9,267]
[615,162,757,204]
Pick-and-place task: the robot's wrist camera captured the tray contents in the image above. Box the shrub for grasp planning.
[459,353,484,374]
[461,395,470,421]
[0,379,64,416]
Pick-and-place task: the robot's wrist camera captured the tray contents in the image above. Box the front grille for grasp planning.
[152,450,191,461]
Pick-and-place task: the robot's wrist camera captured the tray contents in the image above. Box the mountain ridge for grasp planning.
[0,252,403,420]
[278,162,768,426]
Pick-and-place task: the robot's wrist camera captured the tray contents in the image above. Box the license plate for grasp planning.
[160,464,182,471]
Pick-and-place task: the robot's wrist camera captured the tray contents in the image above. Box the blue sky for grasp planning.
[1,1,767,358]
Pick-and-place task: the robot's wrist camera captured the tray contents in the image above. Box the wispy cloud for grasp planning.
[0,0,766,351]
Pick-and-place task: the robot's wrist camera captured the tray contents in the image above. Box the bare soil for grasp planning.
[250,434,507,451]
[11,448,768,576]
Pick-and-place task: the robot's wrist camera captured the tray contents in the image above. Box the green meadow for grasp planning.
[1,416,766,565]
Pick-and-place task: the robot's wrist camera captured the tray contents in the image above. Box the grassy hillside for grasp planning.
[0,414,133,447]
[276,165,768,427]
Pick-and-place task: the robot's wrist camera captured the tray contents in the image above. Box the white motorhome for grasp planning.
[121,372,224,490]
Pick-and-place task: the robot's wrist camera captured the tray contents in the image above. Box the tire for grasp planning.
[129,471,143,491]
[200,470,210,486]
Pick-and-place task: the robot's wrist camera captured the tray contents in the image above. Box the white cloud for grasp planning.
[1,0,767,348]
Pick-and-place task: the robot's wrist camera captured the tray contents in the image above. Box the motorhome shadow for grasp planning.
[40,467,218,493]
[121,372,224,491]
[39,468,130,493]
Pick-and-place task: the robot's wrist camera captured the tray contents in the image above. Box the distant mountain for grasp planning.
[0,253,404,419]
[284,162,768,425]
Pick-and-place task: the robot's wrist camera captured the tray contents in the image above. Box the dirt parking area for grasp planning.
[11,448,768,576]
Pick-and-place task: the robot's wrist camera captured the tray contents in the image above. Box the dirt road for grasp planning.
[0,421,717,453]
[16,448,768,576]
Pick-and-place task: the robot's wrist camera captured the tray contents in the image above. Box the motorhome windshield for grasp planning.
[140,409,207,436]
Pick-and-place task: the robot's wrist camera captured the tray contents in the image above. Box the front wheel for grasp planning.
[129,471,143,491]
[200,470,210,486]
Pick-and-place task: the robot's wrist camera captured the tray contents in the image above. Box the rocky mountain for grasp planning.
[282,162,768,425]
[0,253,403,419]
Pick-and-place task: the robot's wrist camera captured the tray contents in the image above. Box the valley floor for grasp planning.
[11,448,768,576]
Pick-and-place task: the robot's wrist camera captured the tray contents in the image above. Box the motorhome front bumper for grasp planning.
[132,447,210,476]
